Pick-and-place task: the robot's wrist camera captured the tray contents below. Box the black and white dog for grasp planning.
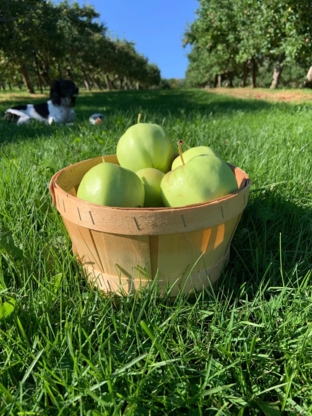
[4,80,79,125]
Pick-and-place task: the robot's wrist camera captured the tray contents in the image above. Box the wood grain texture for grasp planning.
[50,155,250,236]
[49,155,250,295]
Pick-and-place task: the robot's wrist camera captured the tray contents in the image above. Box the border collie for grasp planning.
[4,80,79,125]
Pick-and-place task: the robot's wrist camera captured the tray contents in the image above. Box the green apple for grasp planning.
[136,167,165,207]
[161,154,238,207]
[116,121,175,173]
[77,162,145,207]
[171,145,221,170]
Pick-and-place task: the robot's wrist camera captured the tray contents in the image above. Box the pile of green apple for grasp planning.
[77,116,238,208]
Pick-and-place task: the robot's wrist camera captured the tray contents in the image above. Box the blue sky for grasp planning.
[78,0,198,79]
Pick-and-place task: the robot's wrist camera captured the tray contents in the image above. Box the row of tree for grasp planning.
[0,0,161,93]
[184,0,312,89]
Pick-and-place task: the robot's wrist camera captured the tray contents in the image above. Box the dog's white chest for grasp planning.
[48,102,75,124]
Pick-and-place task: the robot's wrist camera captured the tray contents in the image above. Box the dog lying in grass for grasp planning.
[4,79,79,125]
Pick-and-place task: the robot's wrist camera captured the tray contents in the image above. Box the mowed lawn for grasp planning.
[0,88,311,415]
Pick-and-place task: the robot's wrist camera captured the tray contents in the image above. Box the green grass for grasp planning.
[0,88,312,415]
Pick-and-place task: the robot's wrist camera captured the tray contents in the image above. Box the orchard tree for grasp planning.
[185,0,241,87]
[285,0,312,86]
[55,1,106,88]
[0,0,161,91]
[145,63,161,87]
[185,47,213,87]
[239,0,309,89]
[108,40,160,89]
[0,0,40,92]
[185,0,312,89]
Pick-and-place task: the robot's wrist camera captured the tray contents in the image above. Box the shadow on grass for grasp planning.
[67,188,311,303]
[3,87,310,147]
[76,88,276,119]
[1,186,311,309]
[0,88,280,145]
[0,119,58,145]
[218,189,312,296]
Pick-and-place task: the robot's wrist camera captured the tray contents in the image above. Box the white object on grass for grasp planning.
[89,113,106,124]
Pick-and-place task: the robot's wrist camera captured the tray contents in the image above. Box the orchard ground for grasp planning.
[206,86,312,103]
[0,87,312,415]
[3,85,312,105]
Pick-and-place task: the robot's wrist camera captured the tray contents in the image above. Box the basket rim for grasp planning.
[49,155,250,235]
[49,154,250,213]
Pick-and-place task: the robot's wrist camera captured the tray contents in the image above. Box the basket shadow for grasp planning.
[217,190,312,296]
[71,189,311,305]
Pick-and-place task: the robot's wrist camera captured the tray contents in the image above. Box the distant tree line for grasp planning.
[184,0,312,89]
[0,0,161,93]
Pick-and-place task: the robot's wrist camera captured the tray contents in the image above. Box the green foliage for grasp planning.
[0,0,161,90]
[185,0,312,88]
[185,0,240,83]
[157,78,186,89]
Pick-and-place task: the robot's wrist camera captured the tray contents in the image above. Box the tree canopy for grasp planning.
[0,0,161,92]
[185,0,312,89]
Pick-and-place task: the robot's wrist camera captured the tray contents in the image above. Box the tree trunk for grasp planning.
[111,77,117,90]
[18,60,35,93]
[104,74,116,90]
[104,74,111,90]
[213,75,218,88]
[225,72,234,88]
[302,66,312,88]
[112,74,120,89]
[306,66,312,82]
[34,55,44,93]
[270,53,285,89]
[40,63,51,86]
[217,74,222,87]
[241,61,249,87]
[57,63,63,79]
[250,57,257,88]
[90,74,102,90]
[66,67,74,81]
[37,76,43,93]
[123,78,130,89]
[14,76,22,89]
[83,75,91,91]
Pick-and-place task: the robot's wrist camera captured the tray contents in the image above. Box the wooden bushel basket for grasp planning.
[49,155,250,296]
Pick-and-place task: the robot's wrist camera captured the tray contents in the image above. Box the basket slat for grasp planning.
[50,155,250,295]
[84,248,230,296]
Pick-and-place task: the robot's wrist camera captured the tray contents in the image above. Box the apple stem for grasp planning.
[102,156,106,163]
[137,113,142,124]
[178,140,185,165]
